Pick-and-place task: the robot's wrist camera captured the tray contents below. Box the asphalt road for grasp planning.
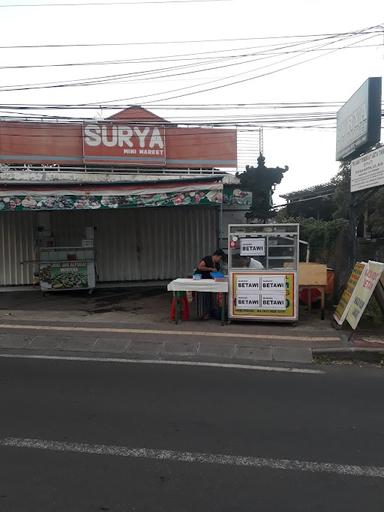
[0,356,384,511]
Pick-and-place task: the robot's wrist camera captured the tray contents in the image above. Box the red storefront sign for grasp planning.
[0,107,237,169]
[83,123,166,166]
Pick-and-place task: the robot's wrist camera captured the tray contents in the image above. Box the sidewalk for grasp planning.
[0,286,380,365]
[0,318,342,365]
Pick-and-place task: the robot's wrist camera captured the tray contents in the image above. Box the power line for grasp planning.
[1,106,377,128]
[0,0,229,7]
[0,54,245,91]
[1,100,382,124]
[1,42,381,71]
[146,31,380,104]
[0,110,372,129]
[0,113,335,126]
[0,42,291,70]
[88,29,374,105]
[1,35,321,90]
[0,27,382,49]
[0,32,342,92]
[0,101,350,109]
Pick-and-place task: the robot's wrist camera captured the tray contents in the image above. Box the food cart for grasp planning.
[228,223,299,322]
[39,245,95,293]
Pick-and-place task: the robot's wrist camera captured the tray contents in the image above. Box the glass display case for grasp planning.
[228,224,299,322]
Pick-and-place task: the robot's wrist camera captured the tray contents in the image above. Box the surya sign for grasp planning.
[83,123,166,166]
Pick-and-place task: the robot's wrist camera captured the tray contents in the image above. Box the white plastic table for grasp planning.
[167,278,228,324]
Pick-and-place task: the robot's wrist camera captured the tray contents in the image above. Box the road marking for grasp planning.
[0,437,382,479]
[0,353,323,374]
[0,323,341,342]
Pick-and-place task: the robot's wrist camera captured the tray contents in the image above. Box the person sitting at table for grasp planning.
[196,249,225,319]
[196,248,225,279]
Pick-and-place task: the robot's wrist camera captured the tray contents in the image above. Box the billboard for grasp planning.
[336,77,382,161]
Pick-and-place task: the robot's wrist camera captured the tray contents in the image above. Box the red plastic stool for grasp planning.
[170,293,189,322]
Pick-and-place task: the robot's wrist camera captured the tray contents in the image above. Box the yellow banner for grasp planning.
[334,262,365,325]
[346,261,384,330]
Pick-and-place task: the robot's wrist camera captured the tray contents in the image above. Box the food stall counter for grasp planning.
[167,278,228,324]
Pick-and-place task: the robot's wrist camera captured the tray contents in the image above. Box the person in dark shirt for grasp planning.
[196,249,225,319]
[197,248,225,279]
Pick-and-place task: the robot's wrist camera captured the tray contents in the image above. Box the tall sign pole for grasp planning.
[335,77,382,267]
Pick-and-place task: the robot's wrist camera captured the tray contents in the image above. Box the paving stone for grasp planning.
[235,345,273,361]
[0,334,34,349]
[163,342,197,355]
[128,341,164,354]
[58,338,96,352]
[93,338,129,353]
[272,346,313,363]
[30,335,61,350]
[198,343,235,358]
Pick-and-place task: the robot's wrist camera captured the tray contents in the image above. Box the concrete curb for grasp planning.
[0,320,366,365]
[312,347,384,364]
[0,337,315,364]
[313,347,384,354]
[6,342,384,366]
[0,321,348,364]
[0,321,342,343]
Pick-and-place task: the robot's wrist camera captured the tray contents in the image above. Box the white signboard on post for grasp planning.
[240,238,265,256]
[351,146,384,193]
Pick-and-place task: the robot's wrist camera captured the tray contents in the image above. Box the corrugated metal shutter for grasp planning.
[50,209,141,282]
[0,207,218,285]
[138,207,218,280]
[0,212,36,285]
[50,206,218,282]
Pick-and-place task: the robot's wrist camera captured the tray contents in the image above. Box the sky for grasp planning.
[0,0,383,201]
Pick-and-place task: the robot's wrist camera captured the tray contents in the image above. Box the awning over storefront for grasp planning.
[0,180,224,211]
[0,170,251,212]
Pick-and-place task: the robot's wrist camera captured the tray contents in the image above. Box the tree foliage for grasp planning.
[331,161,351,220]
[285,194,336,221]
[331,156,384,237]
[276,214,349,264]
